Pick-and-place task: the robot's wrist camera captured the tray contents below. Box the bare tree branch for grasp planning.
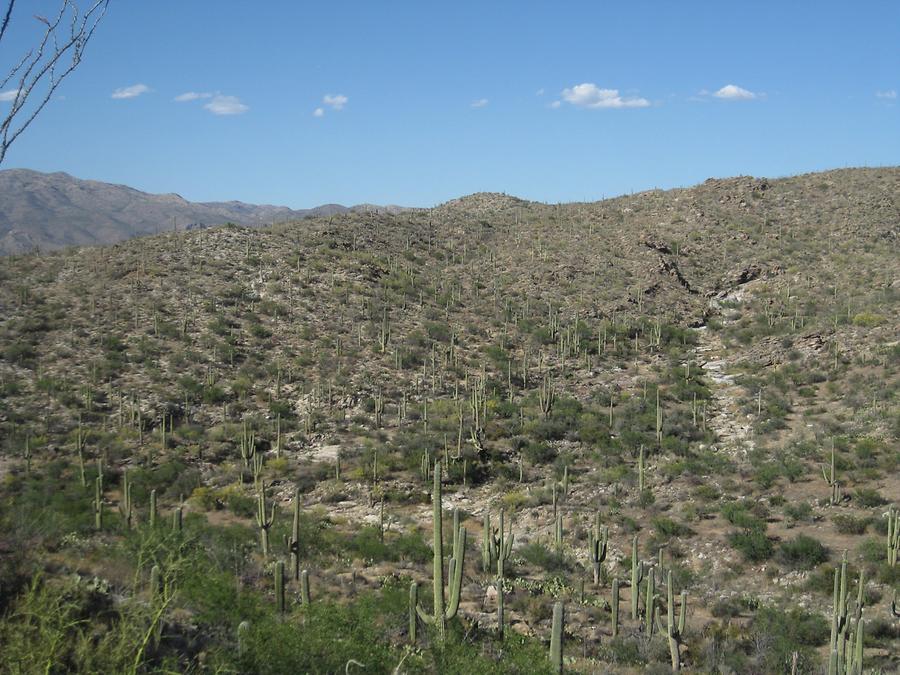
[0,0,110,165]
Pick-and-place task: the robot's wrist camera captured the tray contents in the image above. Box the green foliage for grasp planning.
[234,587,407,673]
[777,535,828,570]
[749,606,828,672]
[854,488,886,507]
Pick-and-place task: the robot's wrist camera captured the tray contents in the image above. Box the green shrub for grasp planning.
[854,488,886,507]
[750,606,828,673]
[651,516,693,539]
[832,514,870,535]
[519,541,567,573]
[728,529,773,562]
[777,535,828,570]
[783,502,813,524]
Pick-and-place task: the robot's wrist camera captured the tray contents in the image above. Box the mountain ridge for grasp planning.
[0,168,407,255]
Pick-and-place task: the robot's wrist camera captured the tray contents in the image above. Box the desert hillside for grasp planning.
[0,167,897,673]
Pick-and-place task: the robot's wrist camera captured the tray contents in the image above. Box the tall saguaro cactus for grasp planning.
[828,552,865,675]
[482,508,514,577]
[611,578,620,637]
[416,461,466,642]
[408,581,418,644]
[589,513,608,585]
[549,601,564,674]
[822,442,842,506]
[887,506,899,567]
[656,570,687,671]
[539,373,554,418]
[120,470,134,529]
[289,490,302,579]
[256,485,276,557]
[92,476,103,530]
[631,535,645,620]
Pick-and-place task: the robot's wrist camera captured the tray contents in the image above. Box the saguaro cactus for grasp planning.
[589,513,608,585]
[149,489,158,528]
[555,513,564,557]
[289,489,302,579]
[822,442,842,506]
[416,461,466,642]
[482,508,514,577]
[611,578,620,637]
[638,444,646,494]
[539,373,554,418]
[256,485,276,557]
[92,476,103,530]
[631,535,645,620]
[497,575,505,639]
[887,506,899,567]
[300,569,311,605]
[655,570,687,671]
[237,620,251,657]
[644,566,656,636]
[549,601,564,674]
[828,553,865,675]
[409,581,418,644]
[119,470,134,529]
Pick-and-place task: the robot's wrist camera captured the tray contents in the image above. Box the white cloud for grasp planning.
[0,88,20,102]
[323,93,348,110]
[536,88,545,96]
[174,91,212,102]
[313,107,324,117]
[550,100,561,109]
[560,83,649,109]
[470,98,488,108]
[111,83,150,99]
[203,95,248,116]
[875,89,897,100]
[713,84,756,100]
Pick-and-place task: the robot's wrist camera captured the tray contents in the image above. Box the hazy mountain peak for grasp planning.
[0,169,404,255]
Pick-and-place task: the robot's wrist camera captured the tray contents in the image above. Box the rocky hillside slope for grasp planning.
[0,167,897,673]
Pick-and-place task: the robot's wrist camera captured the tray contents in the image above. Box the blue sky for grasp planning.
[1,1,898,207]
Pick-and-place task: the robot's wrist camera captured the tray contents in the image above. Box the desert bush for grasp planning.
[777,535,828,570]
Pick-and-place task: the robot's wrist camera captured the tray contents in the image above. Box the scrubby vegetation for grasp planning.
[0,168,898,672]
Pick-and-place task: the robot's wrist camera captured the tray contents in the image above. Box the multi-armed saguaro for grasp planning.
[415,460,466,642]
[655,570,687,671]
[827,552,866,675]
[482,508,514,577]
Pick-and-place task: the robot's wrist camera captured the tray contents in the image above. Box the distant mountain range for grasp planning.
[0,169,405,255]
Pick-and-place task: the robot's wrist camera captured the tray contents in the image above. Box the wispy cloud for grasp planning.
[174,91,212,102]
[875,89,897,100]
[111,83,150,100]
[559,83,649,109]
[470,98,489,108]
[204,95,248,116]
[713,84,757,100]
[0,88,20,102]
[323,94,348,110]
[314,93,348,117]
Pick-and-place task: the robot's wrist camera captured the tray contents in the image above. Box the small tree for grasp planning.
[1,1,110,165]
